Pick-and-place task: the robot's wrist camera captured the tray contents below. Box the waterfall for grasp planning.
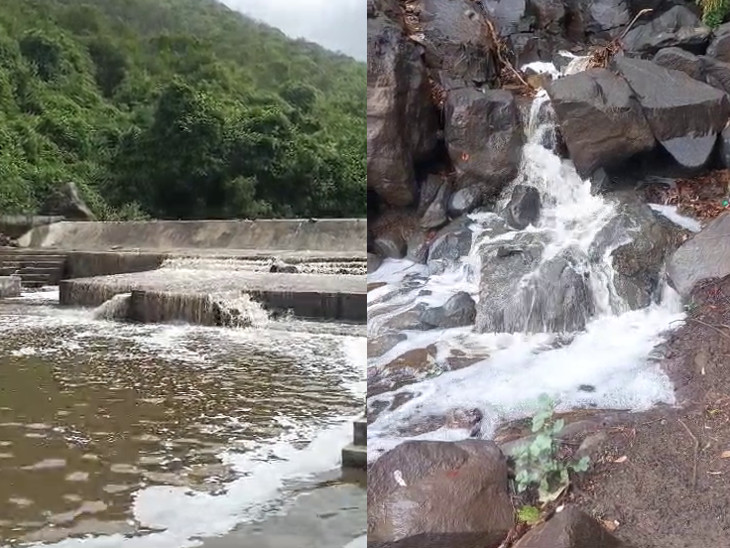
[92,293,132,321]
[212,293,270,328]
[366,63,689,460]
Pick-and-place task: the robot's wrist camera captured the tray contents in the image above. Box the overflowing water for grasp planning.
[367,65,696,460]
[0,288,365,546]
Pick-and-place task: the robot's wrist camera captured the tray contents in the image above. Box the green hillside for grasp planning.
[0,0,365,219]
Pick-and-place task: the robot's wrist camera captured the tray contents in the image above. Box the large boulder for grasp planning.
[591,192,686,309]
[475,235,595,333]
[421,181,450,229]
[528,0,566,33]
[415,0,499,86]
[483,0,528,36]
[699,55,730,95]
[41,182,95,221]
[583,0,630,37]
[445,88,523,196]
[367,7,439,206]
[615,56,730,169]
[621,5,711,55]
[546,69,655,177]
[667,212,730,296]
[514,505,628,548]
[368,440,514,548]
[706,22,730,63]
[419,291,477,328]
[0,276,21,299]
[653,47,703,80]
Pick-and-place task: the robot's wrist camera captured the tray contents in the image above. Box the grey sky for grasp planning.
[220,0,366,61]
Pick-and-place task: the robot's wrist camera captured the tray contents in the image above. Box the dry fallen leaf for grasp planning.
[720,450,730,459]
[614,455,628,463]
[601,519,619,532]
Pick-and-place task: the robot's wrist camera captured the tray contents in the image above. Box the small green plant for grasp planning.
[699,0,730,27]
[513,394,590,504]
[517,505,541,525]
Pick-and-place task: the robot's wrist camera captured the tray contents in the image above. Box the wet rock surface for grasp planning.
[368,440,514,548]
[445,88,523,196]
[622,5,710,55]
[419,291,476,328]
[546,69,655,176]
[667,211,730,296]
[514,505,629,548]
[475,235,595,333]
[614,56,730,169]
[505,185,542,229]
[367,4,438,206]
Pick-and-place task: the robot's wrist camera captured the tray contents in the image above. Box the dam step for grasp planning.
[0,248,67,287]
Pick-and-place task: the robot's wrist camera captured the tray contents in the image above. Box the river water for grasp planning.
[367,68,700,460]
[0,288,365,547]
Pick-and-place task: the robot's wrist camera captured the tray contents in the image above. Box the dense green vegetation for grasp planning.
[0,0,365,219]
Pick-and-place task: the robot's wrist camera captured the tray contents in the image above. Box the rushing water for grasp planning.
[0,288,365,546]
[367,64,697,460]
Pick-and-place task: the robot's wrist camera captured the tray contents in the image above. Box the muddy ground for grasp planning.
[563,276,730,548]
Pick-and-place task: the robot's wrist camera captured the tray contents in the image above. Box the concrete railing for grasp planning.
[18,219,367,253]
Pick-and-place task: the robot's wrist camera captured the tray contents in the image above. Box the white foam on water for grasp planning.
[23,419,356,548]
[649,203,702,233]
[92,293,131,321]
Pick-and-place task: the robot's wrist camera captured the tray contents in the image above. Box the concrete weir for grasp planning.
[12,218,366,324]
[59,268,366,324]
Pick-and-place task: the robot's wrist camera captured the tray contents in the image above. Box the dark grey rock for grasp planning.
[475,235,595,333]
[615,56,730,169]
[367,253,383,274]
[368,440,514,548]
[420,291,477,328]
[421,182,450,229]
[483,0,528,36]
[269,260,299,274]
[445,88,523,198]
[418,174,444,215]
[528,0,566,32]
[406,231,430,264]
[622,6,711,55]
[505,185,541,229]
[667,212,730,296]
[584,0,630,37]
[448,186,482,217]
[367,10,438,206]
[415,0,500,84]
[699,55,730,94]
[653,47,703,80]
[546,69,655,177]
[513,505,628,548]
[374,233,407,259]
[591,192,685,309]
[427,217,474,274]
[707,22,730,63]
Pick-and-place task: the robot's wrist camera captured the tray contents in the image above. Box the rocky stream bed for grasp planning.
[367,0,730,546]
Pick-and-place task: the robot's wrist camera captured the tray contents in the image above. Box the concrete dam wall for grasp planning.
[17,219,366,253]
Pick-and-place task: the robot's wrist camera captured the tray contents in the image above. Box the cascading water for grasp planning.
[366,63,693,461]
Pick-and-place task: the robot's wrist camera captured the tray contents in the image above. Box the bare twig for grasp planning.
[619,9,654,40]
[678,418,699,489]
[688,317,730,342]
